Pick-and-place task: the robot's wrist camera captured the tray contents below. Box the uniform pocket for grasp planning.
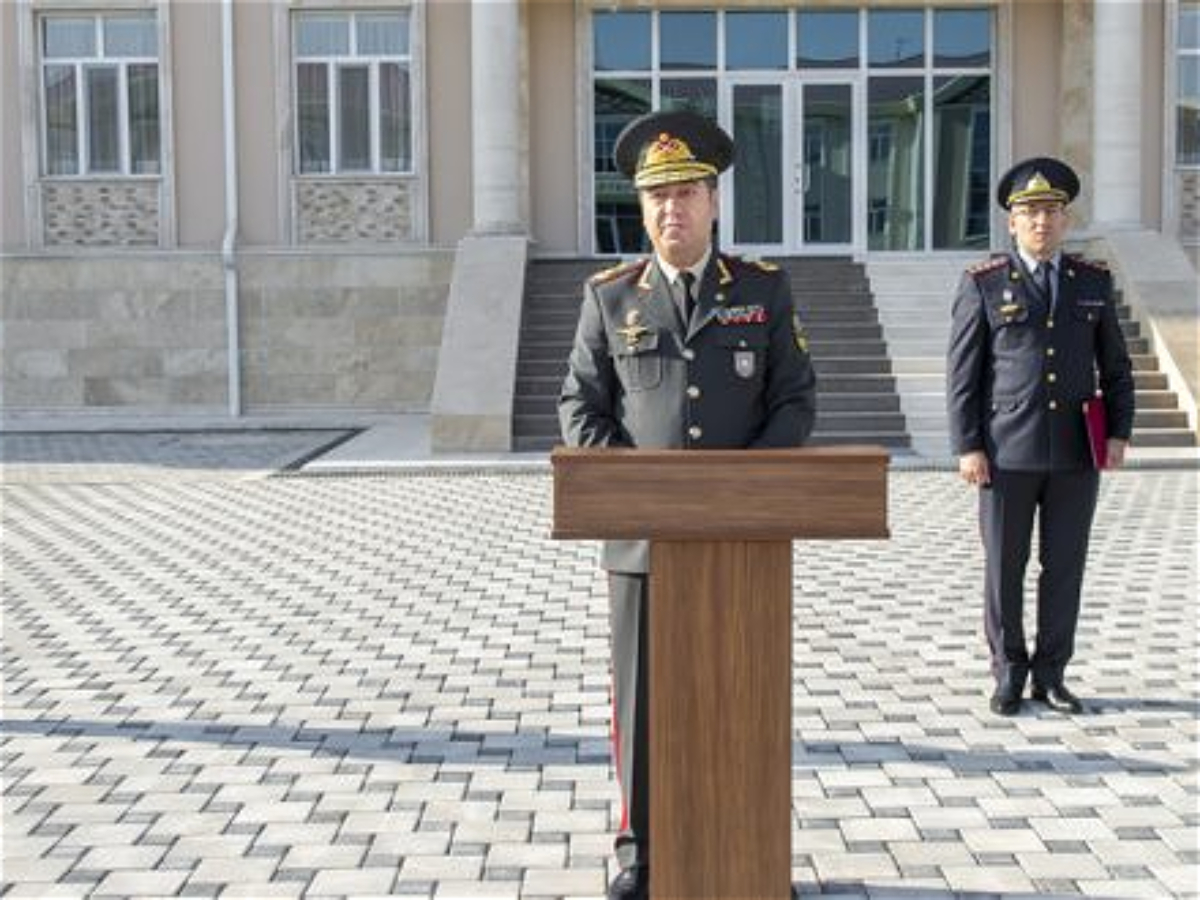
[612,331,662,391]
[715,330,768,381]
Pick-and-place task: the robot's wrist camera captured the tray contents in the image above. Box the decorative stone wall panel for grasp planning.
[42,181,160,247]
[296,180,414,244]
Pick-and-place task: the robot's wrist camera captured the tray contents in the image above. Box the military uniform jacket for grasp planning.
[947,251,1135,471]
[558,252,818,572]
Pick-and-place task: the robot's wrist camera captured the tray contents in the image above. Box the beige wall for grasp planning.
[237,2,283,247]
[1,1,26,251]
[171,2,225,247]
[529,0,579,254]
[427,1,472,246]
[1142,0,1165,229]
[1010,1,1063,164]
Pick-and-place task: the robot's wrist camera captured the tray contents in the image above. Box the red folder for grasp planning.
[1082,396,1108,470]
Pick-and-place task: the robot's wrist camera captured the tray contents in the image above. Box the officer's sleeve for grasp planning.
[946,271,988,455]
[1094,270,1136,440]
[749,272,818,448]
[558,283,631,448]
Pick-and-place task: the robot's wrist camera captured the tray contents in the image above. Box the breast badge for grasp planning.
[616,309,650,350]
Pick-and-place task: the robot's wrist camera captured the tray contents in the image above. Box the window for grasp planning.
[1179,1,1200,166]
[294,11,412,174]
[41,14,160,176]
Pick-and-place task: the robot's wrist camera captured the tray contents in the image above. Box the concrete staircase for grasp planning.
[866,255,1197,459]
[512,257,908,452]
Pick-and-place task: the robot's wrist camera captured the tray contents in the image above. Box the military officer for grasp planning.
[558,110,817,900]
[947,156,1135,717]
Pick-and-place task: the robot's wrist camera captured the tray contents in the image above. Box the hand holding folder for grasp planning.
[1083,395,1108,469]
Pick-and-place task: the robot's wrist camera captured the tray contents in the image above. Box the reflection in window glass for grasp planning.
[661,12,717,71]
[104,16,156,58]
[338,66,371,171]
[797,11,859,69]
[44,65,78,175]
[868,76,924,250]
[1181,5,1200,49]
[804,84,853,244]
[934,10,990,67]
[380,62,411,171]
[44,18,95,58]
[357,14,407,56]
[661,78,717,118]
[733,84,783,245]
[1179,56,1200,165]
[594,78,650,254]
[726,11,788,70]
[87,66,120,172]
[869,10,925,68]
[128,64,160,174]
[298,63,330,173]
[934,75,990,248]
[593,12,651,72]
[297,16,350,57]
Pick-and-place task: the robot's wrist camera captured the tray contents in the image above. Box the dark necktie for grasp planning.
[680,271,696,323]
[1035,261,1055,312]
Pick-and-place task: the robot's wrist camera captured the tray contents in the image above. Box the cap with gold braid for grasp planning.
[614,110,734,190]
[996,155,1080,210]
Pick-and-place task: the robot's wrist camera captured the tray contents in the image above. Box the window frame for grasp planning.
[38,12,161,179]
[292,9,415,177]
[1176,0,1200,169]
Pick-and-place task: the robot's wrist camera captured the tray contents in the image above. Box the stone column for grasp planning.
[471,0,524,234]
[1091,0,1143,228]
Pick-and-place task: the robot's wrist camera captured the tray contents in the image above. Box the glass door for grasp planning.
[795,78,859,254]
[721,79,787,256]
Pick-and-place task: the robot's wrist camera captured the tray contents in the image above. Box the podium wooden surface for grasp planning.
[551,447,889,899]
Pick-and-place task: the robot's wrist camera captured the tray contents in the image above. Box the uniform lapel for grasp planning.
[684,254,731,342]
[1010,253,1049,319]
[637,261,686,335]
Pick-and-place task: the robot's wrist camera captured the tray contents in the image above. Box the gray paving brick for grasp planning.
[2,447,1196,898]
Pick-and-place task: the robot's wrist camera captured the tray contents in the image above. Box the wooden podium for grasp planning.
[551,447,889,900]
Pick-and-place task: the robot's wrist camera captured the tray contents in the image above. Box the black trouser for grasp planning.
[607,571,649,870]
[979,467,1100,692]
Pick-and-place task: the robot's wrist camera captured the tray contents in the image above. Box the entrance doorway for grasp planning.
[722,77,860,256]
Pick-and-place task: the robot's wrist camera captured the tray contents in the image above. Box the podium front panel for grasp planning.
[649,539,792,899]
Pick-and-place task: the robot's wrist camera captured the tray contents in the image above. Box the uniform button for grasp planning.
[1047,372,1057,383]
[686,385,701,400]
[688,425,703,440]
[682,348,696,361]
[1047,319,1055,329]
[1049,400,1058,410]
[1046,347,1056,357]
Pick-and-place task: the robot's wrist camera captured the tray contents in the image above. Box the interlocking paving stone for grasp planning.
[1,434,1197,897]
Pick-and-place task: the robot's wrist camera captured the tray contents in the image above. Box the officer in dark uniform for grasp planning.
[558,110,817,900]
[947,156,1135,717]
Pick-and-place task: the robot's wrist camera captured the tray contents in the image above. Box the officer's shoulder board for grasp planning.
[1064,253,1109,274]
[721,253,779,274]
[589,258,648,288]
[966,254,1008,280]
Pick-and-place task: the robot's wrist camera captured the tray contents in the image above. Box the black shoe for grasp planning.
[608,865,648,900]
[1031,683,1083,714]
[989,685,1023,716]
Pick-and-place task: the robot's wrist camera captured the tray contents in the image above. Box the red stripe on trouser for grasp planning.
[611,679,629,832]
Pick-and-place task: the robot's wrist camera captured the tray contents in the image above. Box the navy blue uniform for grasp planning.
[947,251,1135,692]
[559,252,816,867]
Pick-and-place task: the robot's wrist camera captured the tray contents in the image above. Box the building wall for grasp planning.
[1,250,454,413]
[172,1,225,248]
[529,1,580,254]
[0,1,24,251]
[427,0,472,246]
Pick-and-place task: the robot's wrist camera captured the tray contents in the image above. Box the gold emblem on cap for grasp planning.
[635,131,718,189]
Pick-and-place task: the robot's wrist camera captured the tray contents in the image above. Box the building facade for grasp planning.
[1,0,1196,443]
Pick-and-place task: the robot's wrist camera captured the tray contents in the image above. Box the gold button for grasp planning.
[688,425,703,439]
[1049,400,1058,410]
[1047,373,1057,383]
[1046,347,1056,357]
[682,349,696,361]
[1047,319,1055,328]
[687,385,701,400]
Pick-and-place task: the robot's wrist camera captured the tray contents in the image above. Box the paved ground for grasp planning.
[2,431,1197,899]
